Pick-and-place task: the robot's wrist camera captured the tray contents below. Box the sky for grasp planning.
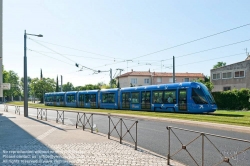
[3,0,250,86]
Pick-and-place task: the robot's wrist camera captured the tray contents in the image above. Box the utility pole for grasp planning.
[245,48,248,56]
[110,68,112,88]
[0,0,3,102]
[61,75,63,92]
[173,56,175,83]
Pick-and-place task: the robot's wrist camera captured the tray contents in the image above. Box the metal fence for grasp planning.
[167,126,250,166]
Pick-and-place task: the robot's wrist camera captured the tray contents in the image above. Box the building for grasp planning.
[116,69,204,88]
[210,56,250,92]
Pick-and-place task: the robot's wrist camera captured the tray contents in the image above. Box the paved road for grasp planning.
[2,105,250,166]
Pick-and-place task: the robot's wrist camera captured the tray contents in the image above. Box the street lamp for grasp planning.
[24,30,43,117]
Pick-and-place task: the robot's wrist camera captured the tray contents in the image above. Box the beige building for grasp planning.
[116,69,204,88]
[210,56,250,92]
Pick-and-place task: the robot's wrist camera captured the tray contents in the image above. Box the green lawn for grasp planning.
[7,101,250,127]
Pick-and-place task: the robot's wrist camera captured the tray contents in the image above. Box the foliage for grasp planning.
[62,82,74,92]
[74,84,101,91]
[3,70,21,99]
[20,76,32,97]
[30,77,56,103]
[213,62,226,69]
[194,75,214,92]
[212,88,250,110]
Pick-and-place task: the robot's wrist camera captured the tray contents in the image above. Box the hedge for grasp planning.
[212,88,250,110]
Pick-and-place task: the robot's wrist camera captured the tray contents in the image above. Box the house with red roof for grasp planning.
[116,69,204,88]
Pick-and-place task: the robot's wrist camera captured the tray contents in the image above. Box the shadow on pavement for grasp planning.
[0,113,70,165]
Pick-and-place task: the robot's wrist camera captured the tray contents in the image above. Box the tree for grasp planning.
[3,70,21,101]
[56,75,59,92]
[30,77,56,103]
[195,75,214,91]
[20,76,32,97]
[40,69,43,80]
[213,62,226,69]
[62,82,74,92]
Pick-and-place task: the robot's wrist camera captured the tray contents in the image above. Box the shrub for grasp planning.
[212,88,250,110]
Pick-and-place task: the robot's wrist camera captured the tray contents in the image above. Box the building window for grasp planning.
[184,78,189,82]
[212,73,220,80]
[157,77,162,83]
[223,87,231,91]
[234,71,245,78]
[144,78,150,84]
[131,78,137,84]
[222,72,232,79]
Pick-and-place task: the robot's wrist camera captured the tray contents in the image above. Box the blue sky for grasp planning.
[3,0,250,86]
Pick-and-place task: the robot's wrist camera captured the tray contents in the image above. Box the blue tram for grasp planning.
[44,82,217,113]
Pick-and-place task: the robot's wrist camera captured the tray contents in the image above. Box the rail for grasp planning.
[166,126,250,166]
[108,115,138,150]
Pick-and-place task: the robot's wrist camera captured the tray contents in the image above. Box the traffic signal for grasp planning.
[75,63,79,67]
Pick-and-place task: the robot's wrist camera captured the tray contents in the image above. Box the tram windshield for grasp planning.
[200,84,216,104]
[192,88,208,104]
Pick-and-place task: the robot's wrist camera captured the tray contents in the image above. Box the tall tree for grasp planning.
[56,75,59,92]
[40,69,43,80]
[213,62,226,69]
[62,82,74,92]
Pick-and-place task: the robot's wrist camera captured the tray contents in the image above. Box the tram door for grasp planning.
[141,91,151,110]
[178,89,187,111]
[122,92,130,109]
[79,94,84,107]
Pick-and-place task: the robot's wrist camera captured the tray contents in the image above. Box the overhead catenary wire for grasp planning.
[30,38,126,60]
[131,23,250,60]
[128,38,250,69]
[29,37,97,72]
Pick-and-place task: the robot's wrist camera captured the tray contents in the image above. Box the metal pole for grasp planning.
[167,126,171,165]
[202,133,204,166]
[120,118,122,144]
[61,75,63,92]
[135,121,138,150]
[173,56,175,83]
[91,114,93,133]
[108,116,110,139]
[110,68,112,88]
[24,30,28,117]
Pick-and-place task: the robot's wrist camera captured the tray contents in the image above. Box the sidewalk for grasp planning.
[0,111,184,166]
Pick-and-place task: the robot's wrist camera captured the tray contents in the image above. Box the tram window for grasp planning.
[153,91,163,103]
[102,93,115,103]
[67,95,75,103]
[192,88,208,104]
[79,94,84,102]
[122,93,130,102]
[131,92,139,104]
[141,91,151,104]
[163,90,176,104]
[85,94,90,103]
[56,95,63,102]
[90,94,96,102]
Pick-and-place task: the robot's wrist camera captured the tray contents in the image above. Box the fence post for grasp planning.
[201,133,204,166]
[45,109,47,121]
[37,108,38,119]
[120,118,122,144]
[83,113,85,130]
[167,126,171,165]
[62,111,64,125]
[76,113,78,128]
[108,116,110,139]
[91,114,93,133]
[135,121,138,150]
[56,110,58,123]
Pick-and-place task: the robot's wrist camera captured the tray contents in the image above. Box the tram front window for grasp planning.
[192,88,208,104]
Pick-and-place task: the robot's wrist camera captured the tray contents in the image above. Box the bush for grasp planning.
[212,88,250,110]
